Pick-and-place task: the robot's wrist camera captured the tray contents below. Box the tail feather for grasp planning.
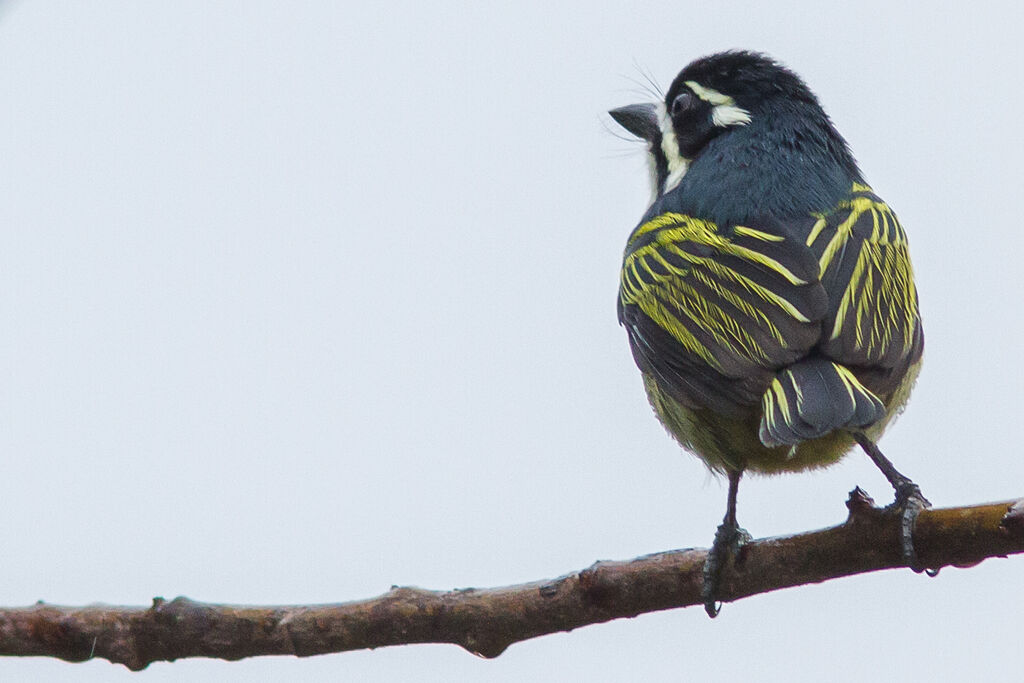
[759,358,884,448]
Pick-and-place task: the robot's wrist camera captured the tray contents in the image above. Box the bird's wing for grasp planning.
[618,212,828,417]
[805,184,924,395]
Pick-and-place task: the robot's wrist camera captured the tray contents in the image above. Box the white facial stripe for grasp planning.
[657,102,689,193]
[712,104,752,127]
[663,158,689,193]
[684,79,752,128]
[645,152,659,205]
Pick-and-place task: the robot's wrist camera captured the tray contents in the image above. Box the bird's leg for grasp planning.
[701,468,750,617]
[853,433,933,574]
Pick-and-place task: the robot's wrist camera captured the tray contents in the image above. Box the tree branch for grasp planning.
[3,490,1023,670]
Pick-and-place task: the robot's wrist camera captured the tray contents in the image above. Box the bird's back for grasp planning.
[610,51,930,615]
[619,182,923,474]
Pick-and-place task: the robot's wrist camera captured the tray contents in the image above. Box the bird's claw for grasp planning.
[890,482,936,575]
[701,522,751,618]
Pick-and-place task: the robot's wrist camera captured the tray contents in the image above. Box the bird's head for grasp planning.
[611,51,859,214]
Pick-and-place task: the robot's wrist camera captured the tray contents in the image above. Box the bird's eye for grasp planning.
[671,92,698,118]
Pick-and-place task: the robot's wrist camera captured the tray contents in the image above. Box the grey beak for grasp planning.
[609,103,659,141]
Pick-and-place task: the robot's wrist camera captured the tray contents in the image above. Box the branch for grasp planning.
[3,491,1022,670]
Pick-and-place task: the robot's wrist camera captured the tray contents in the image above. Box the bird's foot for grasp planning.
[701,521,751,618]
[888,481,937,575]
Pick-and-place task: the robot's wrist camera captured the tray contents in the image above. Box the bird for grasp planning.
[609,51,927,617]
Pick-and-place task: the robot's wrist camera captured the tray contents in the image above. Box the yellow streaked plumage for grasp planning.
[619,183,920,474]
[610,51,928,615]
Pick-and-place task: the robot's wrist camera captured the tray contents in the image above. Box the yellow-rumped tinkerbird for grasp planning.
[610,51,928,617]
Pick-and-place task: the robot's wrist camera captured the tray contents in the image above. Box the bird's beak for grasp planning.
[609,103,659,142]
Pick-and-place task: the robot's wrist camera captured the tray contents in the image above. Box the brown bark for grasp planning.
[2,491,1022,671]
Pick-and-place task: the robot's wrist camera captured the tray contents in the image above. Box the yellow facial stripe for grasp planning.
[684,80,734,106]
[683,81,751,127]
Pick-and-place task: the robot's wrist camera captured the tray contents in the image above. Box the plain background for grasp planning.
[2,1,1022,680]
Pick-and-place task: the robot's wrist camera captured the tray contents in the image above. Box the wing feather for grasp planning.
[806,185,923,394]
[619,212,827,416]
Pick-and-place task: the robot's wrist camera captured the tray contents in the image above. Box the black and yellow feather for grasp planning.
[611,50,926,614]
[618,183,922,474]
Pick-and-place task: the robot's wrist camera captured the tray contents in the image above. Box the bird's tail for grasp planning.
[759,358,884,448]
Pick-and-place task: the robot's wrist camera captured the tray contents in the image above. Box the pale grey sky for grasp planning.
[1,1,1022,680]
